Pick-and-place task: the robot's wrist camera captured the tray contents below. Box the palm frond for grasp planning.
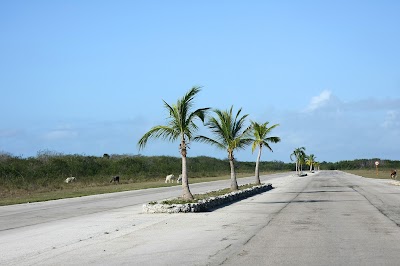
[235,137,254,150]
[138,126,178,150]
[266,136,281,143]
[138,86,209,150]
[187,107,210,124]
[194,135,225,150]
[200,106,252,154]
[250,121,280,153]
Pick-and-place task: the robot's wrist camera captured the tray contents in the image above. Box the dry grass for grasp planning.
[344,169,396,180]
[0,171,279,206]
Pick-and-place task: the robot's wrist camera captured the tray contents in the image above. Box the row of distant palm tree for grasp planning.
[290,147,318,175]
[138,87,280,200]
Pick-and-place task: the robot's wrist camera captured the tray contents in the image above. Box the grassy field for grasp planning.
[6,169,395,206]
[344,169,396,180]
[0,171,280,206]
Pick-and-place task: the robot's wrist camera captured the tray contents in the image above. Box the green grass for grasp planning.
[343,169,395,180]
[0,171,280,206]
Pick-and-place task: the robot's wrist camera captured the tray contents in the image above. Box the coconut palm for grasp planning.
[314,161,320,171]
[290,148,299,174]
[306,154,316,172]
[299,151,306,174]
[195,106,252,191]
[251,121,281,185]
[290,147,306,175]
[138,87,209,200]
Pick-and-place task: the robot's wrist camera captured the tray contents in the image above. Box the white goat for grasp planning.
[177,174,182,183]
[165,174,175,183]
[64,176,76,183]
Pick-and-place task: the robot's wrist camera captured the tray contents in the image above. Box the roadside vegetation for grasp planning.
[0,152,290,206]
[137,87,282,199]
[138,86,209,200]
[250,121,280,185]
[321,159,400,171]
[195,106,253,191]
[344,169,397,180]
[328,159,400,180]
[1,152,399,206]
[291,147,307,175]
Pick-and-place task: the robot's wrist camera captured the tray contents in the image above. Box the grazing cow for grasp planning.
[177,174,182,183]
[110,175,120,183]
[391,170,397,180]
[165,174,175,183]
[64,176,76,183]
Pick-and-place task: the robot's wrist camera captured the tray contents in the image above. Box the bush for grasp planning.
[0,153,292,193]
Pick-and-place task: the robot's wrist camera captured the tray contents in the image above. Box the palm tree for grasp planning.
[251,121,281,185]
[138,87,209,200]
[306,154,316,172]
[195,106,252,191]
[290,147,306,175]
[314,161,320,171]
[290,148,299,174]
[299,151,306,174]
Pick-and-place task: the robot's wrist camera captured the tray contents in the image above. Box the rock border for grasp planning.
[142,183,273,213]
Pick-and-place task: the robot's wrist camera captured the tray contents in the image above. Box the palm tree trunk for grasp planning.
[255,146,262,185]
[181,154,193,199]
[180,140,193,200]
[229,152,238,191]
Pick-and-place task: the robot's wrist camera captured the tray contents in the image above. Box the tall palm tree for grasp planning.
[306,154,316,172]
[138,87,209,200]
[290,148,299,174]
[290,147,306,175]
[314,161,320,171]
[298,151,306,174]
[251,121,281,185]
[195,106,252,191]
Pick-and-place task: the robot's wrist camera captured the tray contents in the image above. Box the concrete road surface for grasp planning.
[2,171,400,265]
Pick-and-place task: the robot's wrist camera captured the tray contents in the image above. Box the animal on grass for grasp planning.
[165,174,175,183]
[64,176,76,183]
[391,170,397,180]
[177,174,182,183]
[110,176,120,183]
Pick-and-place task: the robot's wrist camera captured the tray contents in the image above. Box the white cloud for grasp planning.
[305,90,332,112]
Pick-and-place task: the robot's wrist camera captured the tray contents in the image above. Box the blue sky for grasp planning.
[1,1,399,163]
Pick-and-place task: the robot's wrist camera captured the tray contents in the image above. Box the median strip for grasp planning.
[142,183,273,213]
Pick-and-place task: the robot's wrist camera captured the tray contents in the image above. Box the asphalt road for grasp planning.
[1,171,400,265]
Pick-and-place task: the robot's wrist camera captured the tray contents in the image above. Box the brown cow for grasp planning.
[391,170,397,180]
